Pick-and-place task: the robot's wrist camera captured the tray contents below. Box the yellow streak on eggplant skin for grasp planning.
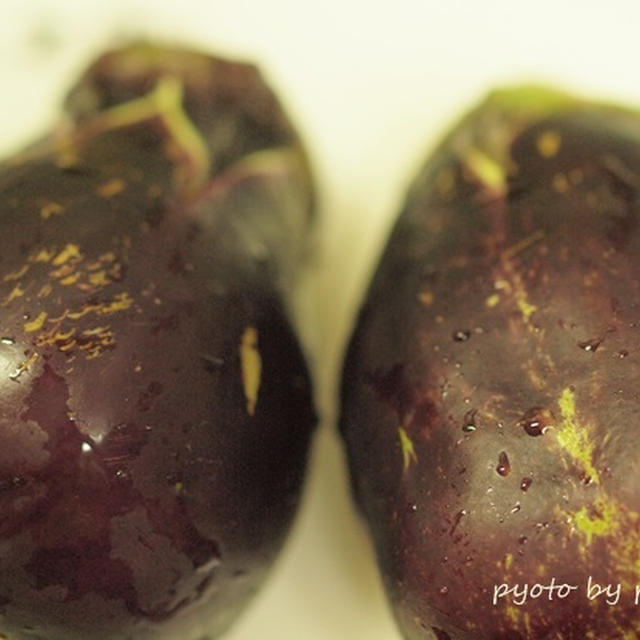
[495,231,543,325]
[24,311,47,333]
[52,243,82,266]
[98,292,133,315]
[40,201,64,219]
[240,326,262,417]
[398,426,418,471]
[96,178,126,198]
[556,388,640,572]
[3,264,29,282]
[502,266,536,323]
[505,603,521,627]
[556,387,600,485]
[536,130,562,157]
[2,284,25,306]
[464,148,507,194]
[516,295,536,320]
[572,500,620,545]
[157,78,211,191]
[485,293,500,307]
[31,248,55,263]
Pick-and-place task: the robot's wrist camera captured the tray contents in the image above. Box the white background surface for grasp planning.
[1,2,640,639]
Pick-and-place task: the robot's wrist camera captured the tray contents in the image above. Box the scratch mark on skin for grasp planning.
[494,230,544,323]
[239,326,262,416]
[9,352,38,381]
[501,229,545,261]
[525,362,547,390]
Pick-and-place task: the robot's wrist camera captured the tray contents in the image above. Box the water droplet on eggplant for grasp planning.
[496,451,510,477]
[462,408,478,432]
[578,337,602,352]
[580,472,593,485]
[520,477,533,491]
[518,407,553,436]
[0,476,27,491]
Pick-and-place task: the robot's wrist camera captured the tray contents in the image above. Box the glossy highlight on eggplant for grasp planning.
[340,87,640,639]
[0,43,315,639]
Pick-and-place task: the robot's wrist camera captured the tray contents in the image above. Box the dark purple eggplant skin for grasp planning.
[340,88,640,640]
[0,43,315,639]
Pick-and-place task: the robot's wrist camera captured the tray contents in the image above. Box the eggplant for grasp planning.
[340,87,640,639]
[0,43,315,639]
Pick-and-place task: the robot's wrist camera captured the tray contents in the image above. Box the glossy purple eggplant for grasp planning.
[341,87,640,639]
[0,43,315,639]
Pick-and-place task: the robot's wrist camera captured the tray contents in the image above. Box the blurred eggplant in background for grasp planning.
[0,42,316,639]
